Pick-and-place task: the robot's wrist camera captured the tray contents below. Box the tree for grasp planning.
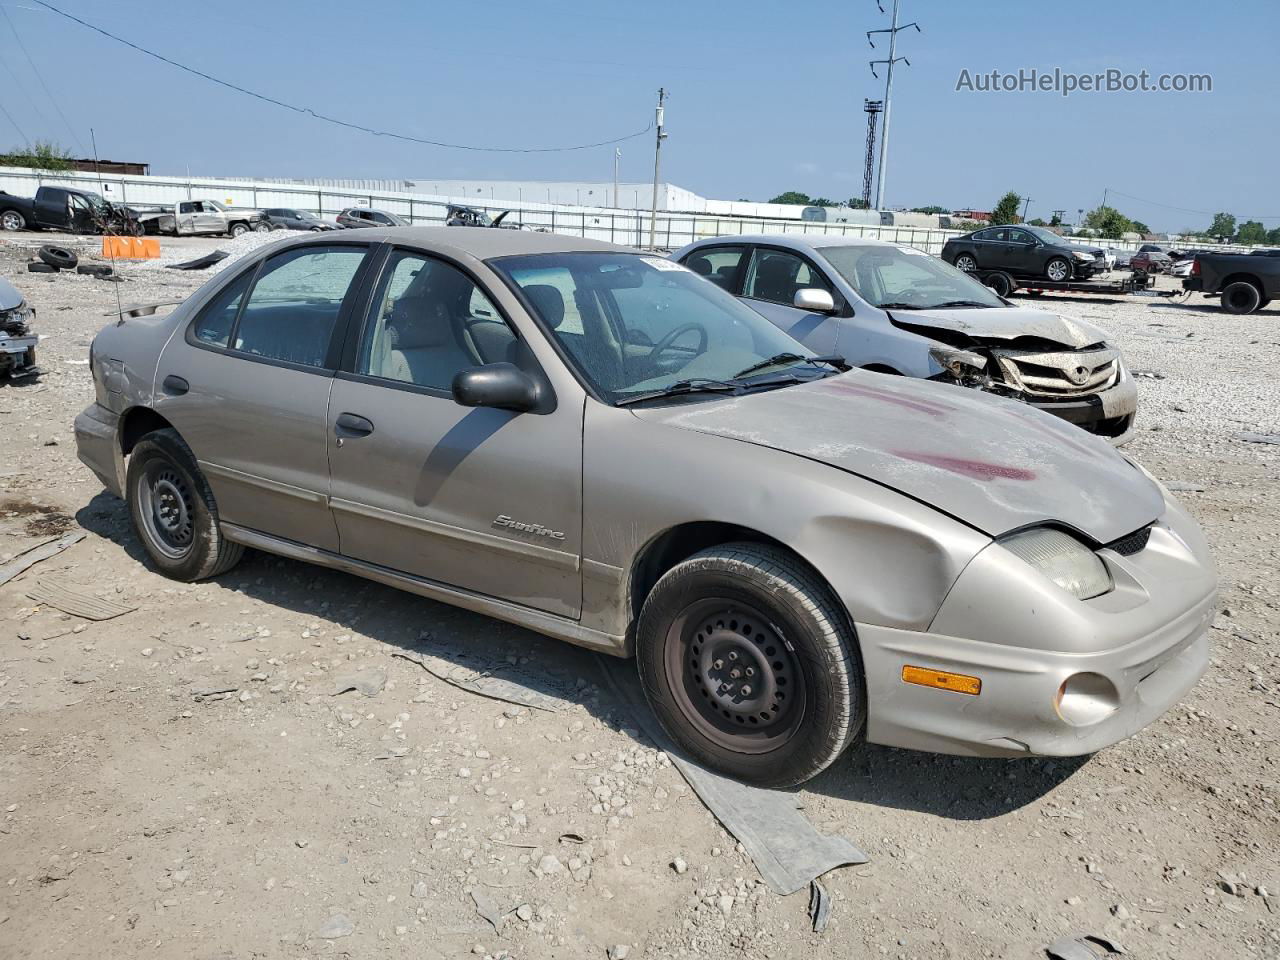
[844,197,869,209]
[0,139,73,172]
[1267,227,1280,245]
[1208,212,1236,240]
[1236,220,1267,245]
[1084,204,1133,239]
[909,205,948,215]
[809,197,837,208]
[1049,212,1062,227]
[990,191,1022,225]
[768,191,812,205]
[1027,217,1047,227]
[1130,220,1151,236]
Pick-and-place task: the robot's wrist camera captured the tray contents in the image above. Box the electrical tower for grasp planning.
[862,100,883,208]
[868,0,920,211]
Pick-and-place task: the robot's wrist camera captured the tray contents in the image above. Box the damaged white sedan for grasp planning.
[675,235,1138,444]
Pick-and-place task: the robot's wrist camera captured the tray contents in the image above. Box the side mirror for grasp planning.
[452,363,539,413]
[793,288,835,313]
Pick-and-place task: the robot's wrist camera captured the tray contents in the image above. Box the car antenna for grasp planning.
[89,127,125,323]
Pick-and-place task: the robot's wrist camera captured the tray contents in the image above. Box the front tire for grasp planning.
[636,542,863,787]
[253,222,271,233]
[1045,257,1072,282]
[953,252,978,273]
[229,223,250,238]
[1221,281,1261,315]
[126,429,244,581]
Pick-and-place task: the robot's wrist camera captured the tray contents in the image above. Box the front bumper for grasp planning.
[1023,372,1138,445]
[857,496,1217,757]
[74,402,125,497]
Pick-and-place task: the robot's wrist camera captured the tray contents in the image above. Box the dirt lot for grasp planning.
[1,235,1277,960]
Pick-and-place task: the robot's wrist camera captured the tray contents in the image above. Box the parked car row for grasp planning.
[74,226,1216,789]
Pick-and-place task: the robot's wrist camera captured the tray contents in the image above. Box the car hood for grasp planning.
[633,372,1162,543]
[888,305,1108,348]
[0,277,22,311]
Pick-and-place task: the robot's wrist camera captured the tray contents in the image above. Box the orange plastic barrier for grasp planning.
[100,236,161,259]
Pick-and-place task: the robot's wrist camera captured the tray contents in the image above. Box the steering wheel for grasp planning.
[647,323,708,362]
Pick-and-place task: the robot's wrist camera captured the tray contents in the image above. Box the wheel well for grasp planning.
[119,407,175,455]
[1220,273,1263,294]
[860,363,901,375]
[629,522,804,620]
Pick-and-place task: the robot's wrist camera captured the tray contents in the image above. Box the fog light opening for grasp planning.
[1055,672,1120,726]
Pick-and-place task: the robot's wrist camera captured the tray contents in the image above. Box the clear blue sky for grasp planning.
[1,0,1275,231]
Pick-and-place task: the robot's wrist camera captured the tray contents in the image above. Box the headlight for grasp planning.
[928,345,986,379]
[999,527,1112,600]
[1072,251,1095,261]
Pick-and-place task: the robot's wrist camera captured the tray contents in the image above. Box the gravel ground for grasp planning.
[1,234,1277,960]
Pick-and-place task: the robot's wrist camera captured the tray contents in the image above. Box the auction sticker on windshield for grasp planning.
[643,257,688,271]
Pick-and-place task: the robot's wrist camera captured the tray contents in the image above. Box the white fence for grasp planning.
[0,166,962,254]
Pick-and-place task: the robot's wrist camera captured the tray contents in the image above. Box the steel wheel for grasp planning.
[230,223,249,238]
[954,253,978,272]
[1,210,25,231]
[663,597,806,755]
[136,462,196,560]
[1046,257,1071,282]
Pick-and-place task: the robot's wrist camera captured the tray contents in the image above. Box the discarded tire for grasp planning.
[38,245,78,270]
[1221,281,1261,315]
[77,263,115,278]
[27,262,57,273]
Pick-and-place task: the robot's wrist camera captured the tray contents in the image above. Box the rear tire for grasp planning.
[1,209,27,231]
[636,542,863,787]
[253,222,271,233]
[126,428,244,581]
[1045,257,1072,282]
[1221,281,1261,315]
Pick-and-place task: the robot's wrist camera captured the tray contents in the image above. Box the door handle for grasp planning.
[334,412,374,437]
[162,374,189,396]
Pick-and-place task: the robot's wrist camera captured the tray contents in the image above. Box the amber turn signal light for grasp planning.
[901,665,981,696]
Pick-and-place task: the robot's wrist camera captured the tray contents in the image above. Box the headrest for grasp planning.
[523,284,565,329]
[387,296,451,349]
[757,255,797,282]
[687,255,712,276]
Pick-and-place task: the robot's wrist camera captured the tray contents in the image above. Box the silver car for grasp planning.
[75,228,1215,786]
[674,235,1138,444]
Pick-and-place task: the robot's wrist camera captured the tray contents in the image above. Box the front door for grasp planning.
[154,242,374,550]
[739,246,842,354]
[326,248,583,617]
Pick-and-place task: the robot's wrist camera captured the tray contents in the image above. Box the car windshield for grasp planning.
[1024,226,1065,245]
[817,244,1004,310]
[493,252,833,403]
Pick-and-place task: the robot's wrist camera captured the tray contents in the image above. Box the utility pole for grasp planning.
[1020,196,1033,222]
[868,0,919,212]
[648,88,667,250]
[1051,208,1066,225]
[861,100,883,208]
[613,147,620,209]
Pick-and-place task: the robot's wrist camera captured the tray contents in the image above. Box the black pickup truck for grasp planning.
[1183,249,1280,314]
[0,185,142,235]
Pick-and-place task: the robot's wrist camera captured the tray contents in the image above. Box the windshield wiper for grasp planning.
[732,353,845,379]
[877,302,924,310]
[614,378,743,407]
[925,300,994,309]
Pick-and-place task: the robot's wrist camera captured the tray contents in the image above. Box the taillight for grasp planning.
[1191,258,1200,275]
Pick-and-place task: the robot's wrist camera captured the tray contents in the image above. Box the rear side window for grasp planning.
[192,270,253,347]
[230,246,367,367]
[681,246,745,292]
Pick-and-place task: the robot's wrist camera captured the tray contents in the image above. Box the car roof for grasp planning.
[267,225,637,261]
[686,233,901,254]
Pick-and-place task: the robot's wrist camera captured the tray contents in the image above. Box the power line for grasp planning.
[0,96,30,146]
[1105,187,1280,223]
[2,4,86,151]
[28,0,652,154]
[0,38,53,139]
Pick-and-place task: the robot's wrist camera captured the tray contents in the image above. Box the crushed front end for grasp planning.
[0,288,38,380]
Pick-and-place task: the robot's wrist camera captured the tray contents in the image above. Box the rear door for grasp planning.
[739,246,842,353]
[326,247,583,616]
[154,241,375,549]
[678,245,747,293]
[1003,228,1038,274]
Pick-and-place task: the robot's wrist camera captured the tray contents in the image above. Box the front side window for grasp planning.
[742,249,831,305]
[356,250,513,390]
[230,245,367,367]
[495,253,824,402]
[1006,228,1034,244]
[818,244,1003,310]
